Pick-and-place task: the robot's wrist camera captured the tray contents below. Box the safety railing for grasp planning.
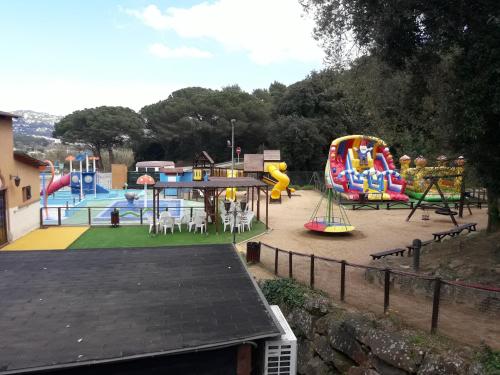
[248,241,500,348]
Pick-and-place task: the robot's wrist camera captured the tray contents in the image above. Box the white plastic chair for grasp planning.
[161,216,175,234]
[231,214,242,233]
[246,211,255,229]
[187,214,196,232]
[148,216,160,233]
[175,214,189,232]
[221,213,232,232]
[193,215,206,234]
[240,213,251,232]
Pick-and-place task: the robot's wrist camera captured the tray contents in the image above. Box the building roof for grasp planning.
[159,167,185,174]
[244,154,264,172]
[135,161,175,168]
[201,151,215,164]
[0,110,19,119]
[13,151,47,168]
[263,150,280,161]
[0,245,280,374]
[154,177,267,189]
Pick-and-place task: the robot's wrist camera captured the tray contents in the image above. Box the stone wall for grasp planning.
[279,292,485,375]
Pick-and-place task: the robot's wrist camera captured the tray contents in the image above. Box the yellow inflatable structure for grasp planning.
[399,155,464,201]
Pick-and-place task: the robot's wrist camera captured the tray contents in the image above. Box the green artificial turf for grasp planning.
[68,221,267,249]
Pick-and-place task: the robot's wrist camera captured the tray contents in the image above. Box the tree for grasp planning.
[302,0,500,231]
[140,86,272,163]
[53,106,145,169]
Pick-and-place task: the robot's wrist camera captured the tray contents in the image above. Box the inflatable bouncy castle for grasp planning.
[399,155,464,201]
[325,135,408,201]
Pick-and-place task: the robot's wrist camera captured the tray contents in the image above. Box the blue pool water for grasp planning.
[43,189,143,206]
[96,199,183,222]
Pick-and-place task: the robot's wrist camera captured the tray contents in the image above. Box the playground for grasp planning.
[10,135,485,259]
[237,189,488,263]
[3,136,498,353]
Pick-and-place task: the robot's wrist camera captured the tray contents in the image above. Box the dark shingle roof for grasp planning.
[0,245,280,373]
[0,111,19,119]
[13,151,47,168]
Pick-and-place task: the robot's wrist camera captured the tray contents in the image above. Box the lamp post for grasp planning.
[231,119,235,177]
[230,119,236,244]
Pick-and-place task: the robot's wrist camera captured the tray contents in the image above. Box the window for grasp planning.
[22,186,32,202]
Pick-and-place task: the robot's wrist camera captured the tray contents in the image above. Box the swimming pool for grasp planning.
[42,189,144,207]
[94,199,183,222]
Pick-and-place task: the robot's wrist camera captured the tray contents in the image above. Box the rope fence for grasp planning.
[247,241,500,346]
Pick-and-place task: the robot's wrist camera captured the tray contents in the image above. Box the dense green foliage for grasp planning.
[52,0,499,229]
[53,106,145,169]
[139,85,271,165]
[478,346,500,374]
[136,63,458,171]
[14,134,51,151]
[261,278,307,309]
[302,0,500,230]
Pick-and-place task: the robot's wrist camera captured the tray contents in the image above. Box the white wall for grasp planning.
[8,201,40,241]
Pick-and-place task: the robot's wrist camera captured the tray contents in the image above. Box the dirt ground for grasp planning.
[237,189,488,263]
[239,189,498,349]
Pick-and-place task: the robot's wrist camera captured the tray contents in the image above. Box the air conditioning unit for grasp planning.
[264,305,297,375]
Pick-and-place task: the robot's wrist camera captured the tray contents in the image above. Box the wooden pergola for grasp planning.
[152,178,269,234]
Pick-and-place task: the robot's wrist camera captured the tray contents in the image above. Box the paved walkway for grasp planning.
[2,227,89,251]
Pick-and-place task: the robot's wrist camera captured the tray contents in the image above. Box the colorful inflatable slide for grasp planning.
[399,155,464,201]
[325,135,408,201]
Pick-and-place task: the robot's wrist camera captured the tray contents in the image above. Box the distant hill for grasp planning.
[12,110,62,138]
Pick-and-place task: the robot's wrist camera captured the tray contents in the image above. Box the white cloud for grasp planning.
[148,43,212,59]
[127,1,324,65]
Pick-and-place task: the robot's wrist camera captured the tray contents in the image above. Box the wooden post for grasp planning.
[256,187,260,221]
[431,277,442,334]
[39,207,43,227]
[215,188,219,234]
[406,178,435,221]
[204,188,208,224]
[88,207,91,225]
[412,239,422,272]
[156,186,160,219]
[340,260,346,302]
[288,251,293,278]
[152,188,156,234]
[310,254,315,289]
[384,269,390,313]
[274,247,279,275]
[140,208,143,225]
[57,207,61,226]
[434,180,458,226]
[458,176,465,218]
[265,185,269,229]
[251,187,254,211]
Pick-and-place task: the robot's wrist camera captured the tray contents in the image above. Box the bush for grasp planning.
[261,278,307,309]
[479,346,500,375]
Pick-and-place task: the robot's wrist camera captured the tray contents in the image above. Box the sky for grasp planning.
[0,0,325,116]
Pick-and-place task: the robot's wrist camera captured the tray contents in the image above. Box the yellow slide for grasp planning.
[268,162,292,200]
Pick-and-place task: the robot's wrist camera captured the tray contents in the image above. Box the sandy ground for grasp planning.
[238,189,488,263]
[238,189,498,349]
